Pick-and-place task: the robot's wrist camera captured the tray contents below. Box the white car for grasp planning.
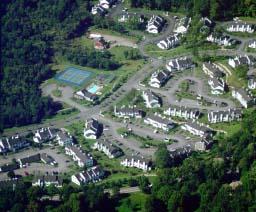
[164,138,171,142]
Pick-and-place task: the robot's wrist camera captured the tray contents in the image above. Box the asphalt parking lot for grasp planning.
[0,146,73,180]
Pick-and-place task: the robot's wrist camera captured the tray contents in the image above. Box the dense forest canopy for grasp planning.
[0,0,94,131]
[130,0,256,20]
[148,109,256,211]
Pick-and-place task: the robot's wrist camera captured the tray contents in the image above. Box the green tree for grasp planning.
[156,185,172,203]
[27,186,43,202]
[234,65,248,79]
[47,184,59,199]
[11,203,24,212]
[7,170,15,179]
[167,191,182,212]
[154,144,170,168]
[59,184,76,201]
[68,193,82,212]
[112,185,120,197]
[27,201,40,212]
[128,178,138,187]
[143,196,157,212]
[138,176,150,193]
[210,0,219,20]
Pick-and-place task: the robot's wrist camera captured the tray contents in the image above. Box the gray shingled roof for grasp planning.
[116,107,143,115]
[209,77,224,88]
[87,119,100,132]
[68,146,91,162]
[7,136,26,148]
[33,175,63,184]
[40,153,55,164]
[81,89,98,100]
[144,89,160,102]
[167,105,200,115]
[146,114,172,125]
[57,131,72,141]
[97,140,122,155]
[0,163,19,172]
[125,155,152,164]
[186,121,211,133]
[19,154,41,164]
[209,108,242,117]
[236,88,253,101]
[249,39,256,45]
[203,62,224,78]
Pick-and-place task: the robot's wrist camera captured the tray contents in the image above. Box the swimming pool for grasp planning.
[88,84,101,94]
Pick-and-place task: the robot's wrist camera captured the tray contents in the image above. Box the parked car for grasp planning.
[164,138,171,142]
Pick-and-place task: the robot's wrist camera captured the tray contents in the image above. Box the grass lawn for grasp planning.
[3,107,79,134]
[144,42,220,58]
[179,80,189,92]
[52,88,62,97]
[109,46,140,61]
[93,151,142,183]
[144,44,189,58]
[43,107,79,122]
[227,73,247,88]
[226,64,247,88]
[198,104,242,136]
[238,17,256,24]
[176,91,196,101]
[194,66,205,78]
[198,113,208,123]
[225,30,256,38]
[116,88,143,107]
[72,36,94,48]
[210,121,241,138]
[246,47,256,53]
[65,121,98,150]
[216,60,247,88]
[116,192,149,212]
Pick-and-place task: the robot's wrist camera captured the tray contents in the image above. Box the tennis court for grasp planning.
[55,67,93,86]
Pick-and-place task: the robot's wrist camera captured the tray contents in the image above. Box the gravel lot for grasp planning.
[102,34,138,48]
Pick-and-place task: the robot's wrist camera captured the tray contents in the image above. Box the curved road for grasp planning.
[137,74,236,111]
[2,5,254,157]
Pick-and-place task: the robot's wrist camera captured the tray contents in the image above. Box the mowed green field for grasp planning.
[117,192,149,212]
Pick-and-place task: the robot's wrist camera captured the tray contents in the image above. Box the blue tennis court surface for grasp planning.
[55,67,93,86]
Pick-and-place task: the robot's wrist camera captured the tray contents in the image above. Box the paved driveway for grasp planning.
[138,71,236,111]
